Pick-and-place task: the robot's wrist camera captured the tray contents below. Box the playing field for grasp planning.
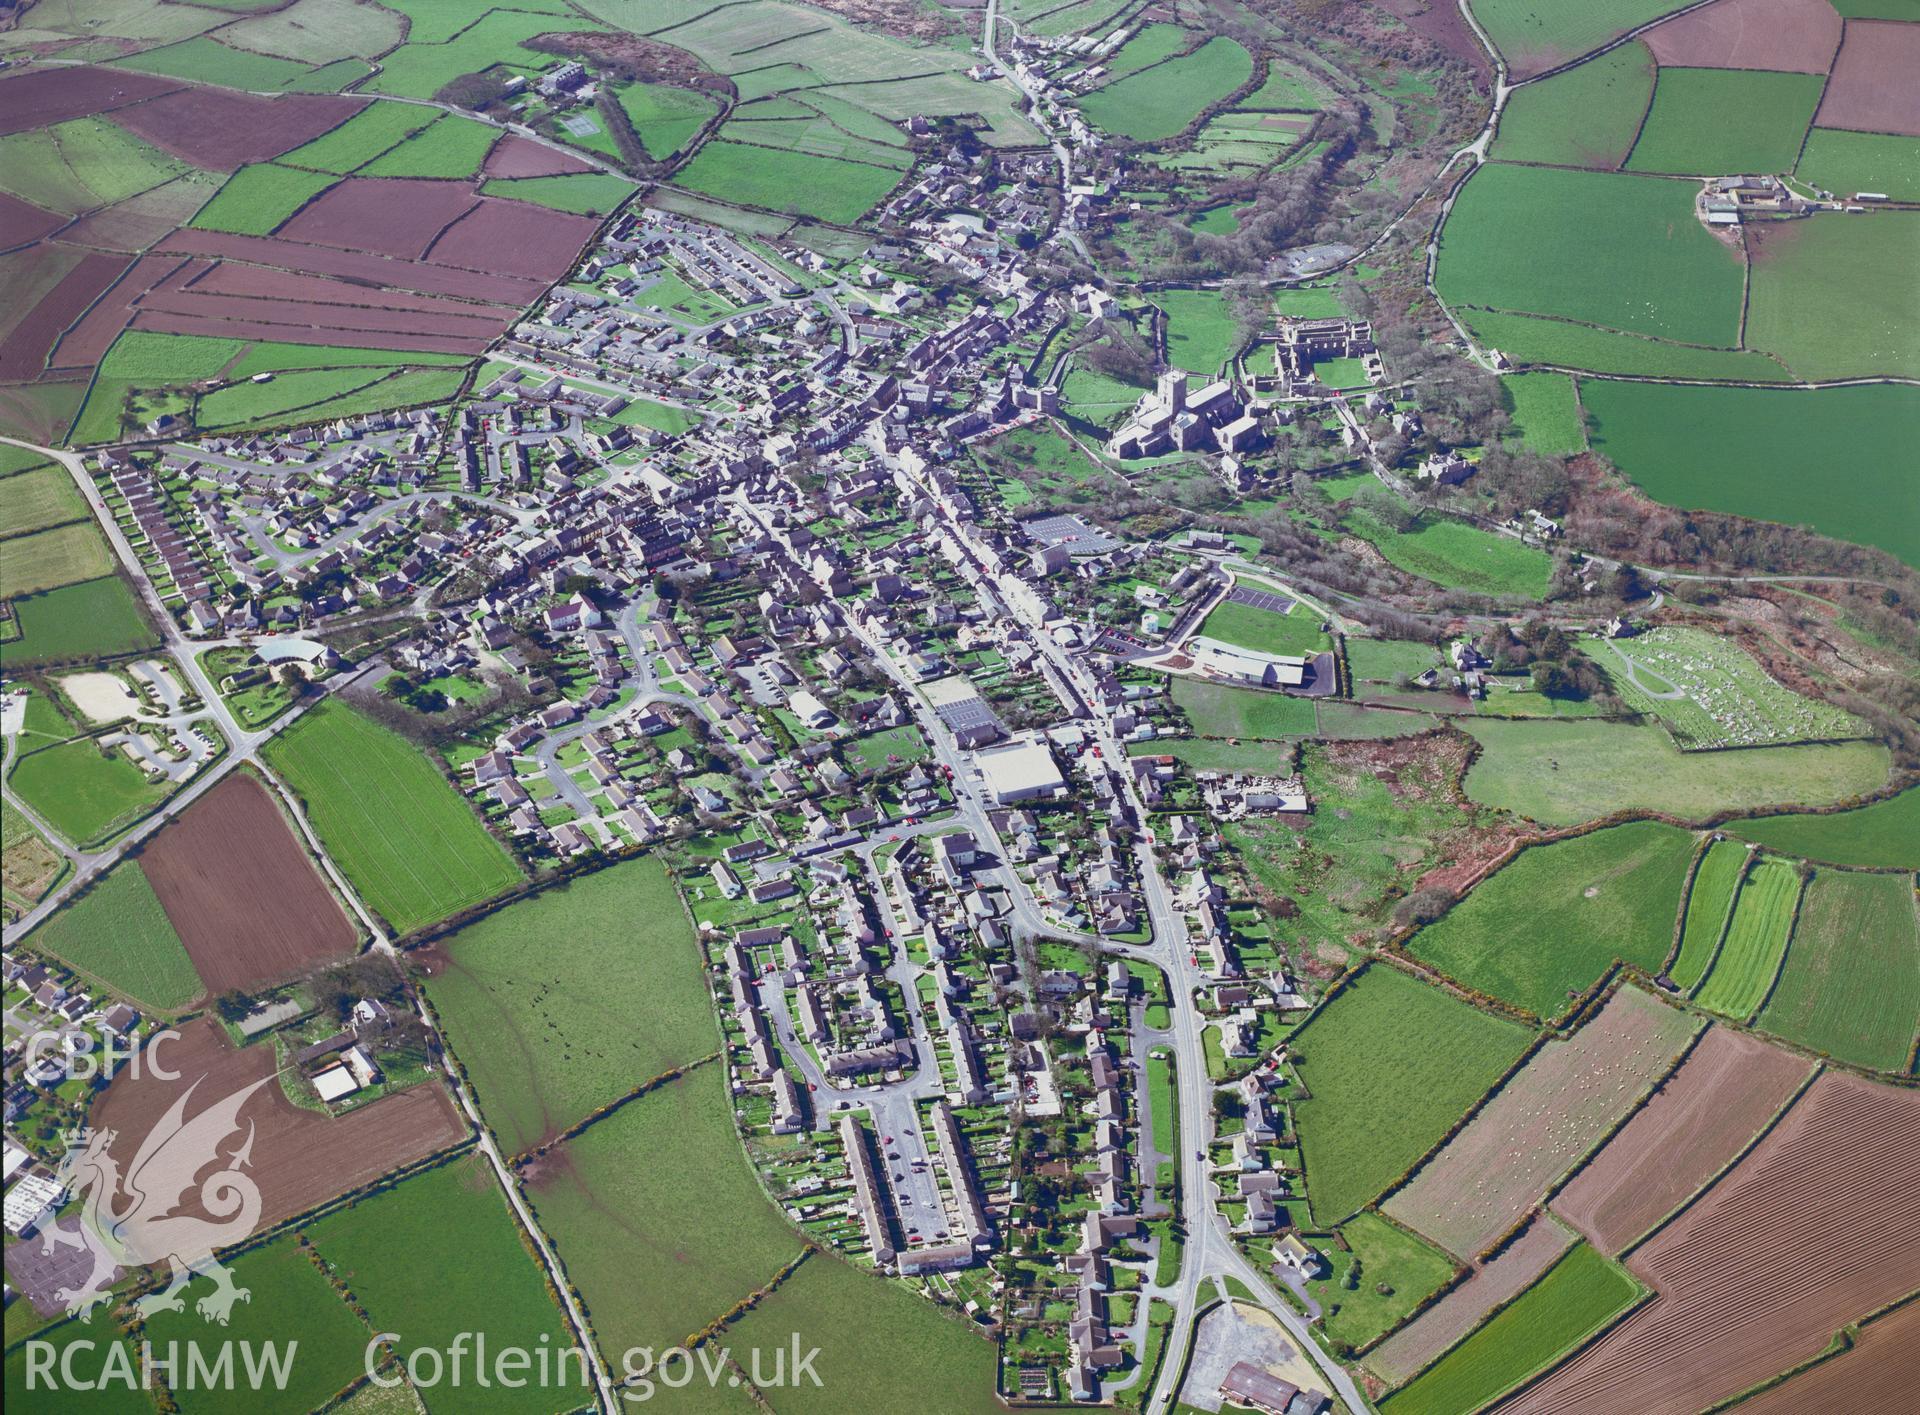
[21,863,203,1011]
[423,858,717,1156]
[1625,68,1824,175]
[1729,785,1920,869]
[1380,1242,1642,1412]
[263,699,521,934]
[1196,597,1331,657]
[1582,379,1920,567]
[1758,867,1919,1072]
[527,1062,803,1358]
[306,1154,584,1415]
[1490,41,1654,169]
[1289,965,1533,1226]
[1409,821,1695,1019]
[1438,164,1745,347]
[1460,717,1891,826]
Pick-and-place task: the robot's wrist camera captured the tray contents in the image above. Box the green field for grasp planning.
[1311,1212,1459,1350]
[112,34,353,90]
[357,113,499,178]
[529,1062,802,1357]
[672,141,903,224]
[1797,127,1920,203]
[1490,41,1653,169]
[615,79,720,160]
[190,162,336,234]
[1196,597,1331,657]
[1239,58,1331,111]
[1345,504,1553,598]
[1381,1242,1641,1412]
[1745,212,1920,381]
[1758,868,1918,1071]
[1079,36,1253,142]
[1472,0,1694,74]
[0,463,89,538]
[1096,22,1190,81]
[1157,287,1242,374]
[1581,380,1920,567]
[1438,164,1745,346]
[0,576,158,666]
[306,1155,583,1415]
[1460,717,1891,826]
[722,1253,1004,1414]
[1290,965,1532,1226]
[0,520,114,598]
[23,864,203,1010]
[1172,676,1317,738]
[423,858,716,1155]
[4,1316,151,1413]
[1348,637,1440,684]
[0,117,192,216]
[1693,857,1799,1019]
[480,171,635,215]
[1729,786,1920,869]
[1410,821,1694,1019]
[280,102,437,173]
[1669,840,1745,991]
[140,1236,370,1415]
[366,5,592,100]
[1460,308,1789,380]
[1626,68,1824,176]
[8,734,174,849]
[1589,626,1869,751]
[1131,737,1296,773]
[1502,372,1587,455]
[263,700,521,935]
[196,367,400,428]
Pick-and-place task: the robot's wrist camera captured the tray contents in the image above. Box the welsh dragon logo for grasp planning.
[45,1075,272,1325]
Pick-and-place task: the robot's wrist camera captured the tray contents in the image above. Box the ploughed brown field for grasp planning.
[1816,19,1920,137]
[0,249,132,382]
[483,133,597,178]
[1385,985,1698,1260]
[1496,1072,1920,1414]
[107,87,359,171]
[1736,1297,1920,1415]
[1643,0,1842,74]
[1366,1214,1575,1388]
[92,1017,466,1232]
[138,772,357,995]
[1550,1025,1811,1254]
[0,64,180,135]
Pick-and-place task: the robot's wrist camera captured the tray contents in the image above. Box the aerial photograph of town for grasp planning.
[0,0,1915,1410]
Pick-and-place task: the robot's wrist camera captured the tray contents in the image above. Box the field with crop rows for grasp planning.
[1693,857,1800,1019]
[1289,965,1533,1226]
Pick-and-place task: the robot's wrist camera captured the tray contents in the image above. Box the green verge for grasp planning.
[262,699,520,935]
[1408,821,1695,1019]
[422,857,718,1156]
[1380,1242,1640,1414]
